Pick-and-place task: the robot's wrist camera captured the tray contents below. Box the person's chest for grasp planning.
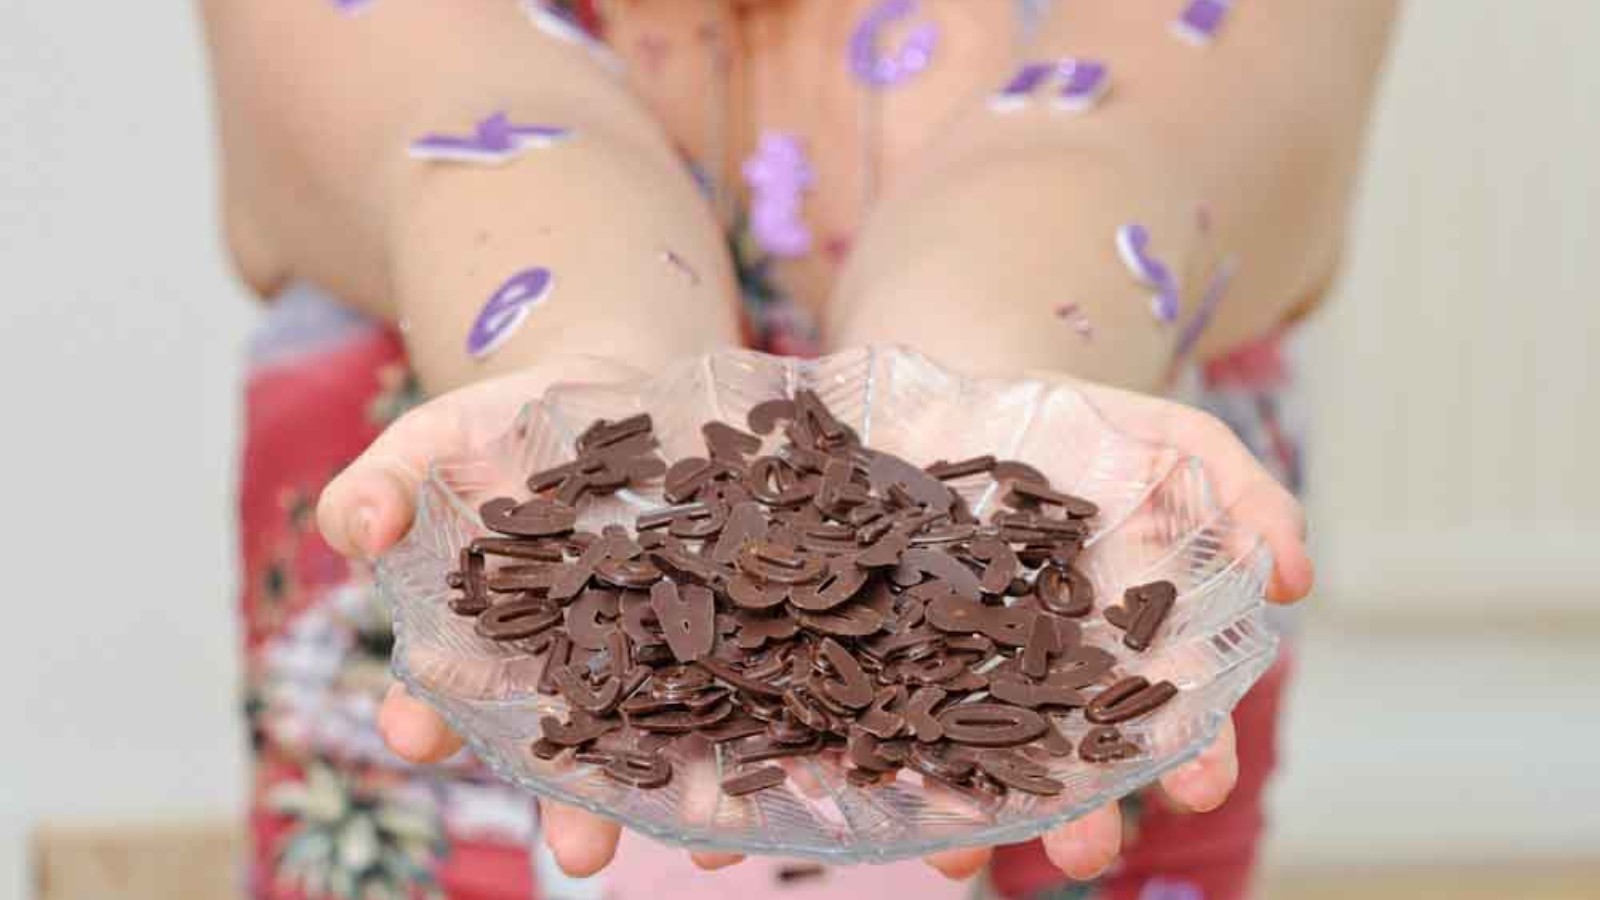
[593,0,1021,310]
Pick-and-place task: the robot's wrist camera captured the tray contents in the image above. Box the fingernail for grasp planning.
[350,504,377,557]
[1061,824,1115,880]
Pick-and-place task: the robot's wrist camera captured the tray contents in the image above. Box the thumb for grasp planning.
[317,404,456,560]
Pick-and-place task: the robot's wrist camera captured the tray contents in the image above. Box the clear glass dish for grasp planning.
[377,346,1277,864]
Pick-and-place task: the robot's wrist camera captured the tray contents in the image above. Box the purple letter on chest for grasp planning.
[848,0,940,90]
[1172,0,1234,46]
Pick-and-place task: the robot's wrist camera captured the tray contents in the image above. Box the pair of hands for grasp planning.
[316,355,1312,882]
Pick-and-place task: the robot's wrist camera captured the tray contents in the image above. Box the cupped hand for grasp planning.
[923,376,1310,882]
[320,362,1310,882]
[318,356,651,876]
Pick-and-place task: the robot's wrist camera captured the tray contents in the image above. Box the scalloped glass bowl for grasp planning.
[377,346,1277,864]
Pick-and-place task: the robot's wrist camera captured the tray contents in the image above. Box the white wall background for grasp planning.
[0,4,256,900]
[1306,1,1600,620]
[1279,0,1600,869]
[0,1,1596,899]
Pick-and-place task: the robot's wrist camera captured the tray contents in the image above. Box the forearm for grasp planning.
[831,0,1398,389]
[392,133,740,392]
[200,0,740,394]
[831,147,1183,388]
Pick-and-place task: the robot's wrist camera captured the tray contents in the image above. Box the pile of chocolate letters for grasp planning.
[447,391,1178,798]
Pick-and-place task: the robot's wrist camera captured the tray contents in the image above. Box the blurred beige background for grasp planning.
[1,1,1596,899]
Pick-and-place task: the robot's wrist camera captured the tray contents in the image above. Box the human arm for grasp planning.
[831,0,1399,390]
[199,0,742,393]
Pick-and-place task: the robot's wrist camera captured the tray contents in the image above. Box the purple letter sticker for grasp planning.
[467,267,555,360]
[848,0,940,90]
[409,112,570,165]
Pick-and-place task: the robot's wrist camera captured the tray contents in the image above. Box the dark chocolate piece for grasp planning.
[475,597,562,641]
[649,580,716,662]
[537,632,573,696]
[565,587,621,650]
[663,458,717,504]
[733,609,799,650]
[1039,719,1074,757]
[646,546,728,587]
[1036,565,1094,618]
[991,460,1048,485]
[697,656,786,698]
[975,749,1064,796]
[1020,615,1054,679]
[1043,644,1117,688]
[594,555,662,590]
[789,562,869,611]
[577,414,652,453]
[541,710,619,746]
[1004,480,1099,518]
[1106,580,1178,651]
[903,686,947,742]
[987,674,1089,709]
[748,457,818,507]
[650,663,714,698]
[925,455,997,480]
[703,421,762,461]
[923,593,1035,647]
[710,502,768,566]
[699,715,768,743]
[667,502,728,540]
[855,685,907,739]
[865,451,953,512]
[731,734,823,765]
[480,497,577,538]
[894,548,982,600]
[592,750,673,788]
[471,537,565,562]
[619,592,664,646]
[736,541,826,585]
[726,575,790,610]
[937,703,1048,747]
[781,688,833,732]
[894,654,966,685]
[905,742,976,782]
[552,665,625,715]
[796,602,885,637]
[1080,726,1141,763]
[548,534,616,602]
[628,698,734,733]
[636,502,705,532]
[942,670,990,692]
[856,529,911,568]
[486,564,557,594]
[967,537,1019,595]
[721,765,788,797]
[847,728,897,772]
[1085,677,1178,724]
[451,549,490,614]
[816,638,874,709]
[747,398,797,435]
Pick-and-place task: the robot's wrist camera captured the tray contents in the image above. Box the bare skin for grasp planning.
[199,0,1387,882]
